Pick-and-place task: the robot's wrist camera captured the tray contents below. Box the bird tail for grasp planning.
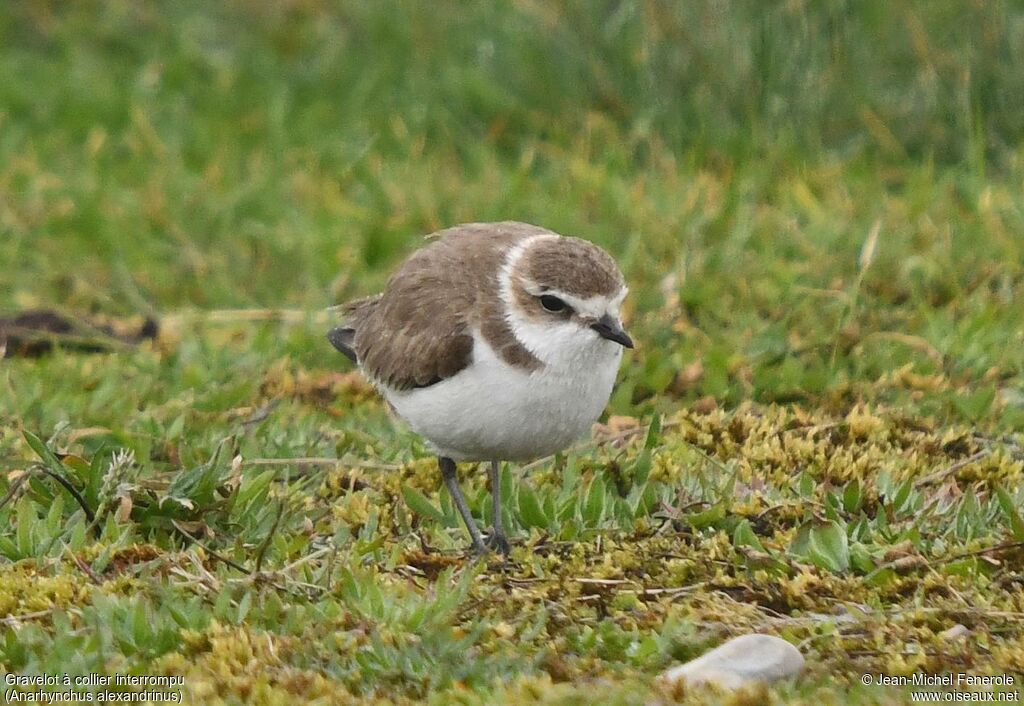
[326,326,358,363]
[326,294,381,364]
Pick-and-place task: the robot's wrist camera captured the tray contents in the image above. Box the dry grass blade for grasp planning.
[0,609,56,626]
[519,420,681,474]
[161,308,332,330]
[254,501,285,574]
[914,449,990,488]
[171,520,250,574]
[243,457,402,470]
[32,465,96,526]
[0,472,30,512]
[858,219,882,272]
[861,331,945,366]
[935,540,1024,565]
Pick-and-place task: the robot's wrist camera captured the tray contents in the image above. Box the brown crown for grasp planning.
[517,236,625,298]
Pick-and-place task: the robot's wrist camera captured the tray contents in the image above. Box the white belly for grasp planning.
[383,335,623,462]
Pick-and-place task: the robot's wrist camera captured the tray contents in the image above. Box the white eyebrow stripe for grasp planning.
[498,234,559,312]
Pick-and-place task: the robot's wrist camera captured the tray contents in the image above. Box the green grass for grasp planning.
[1,1,1023,704]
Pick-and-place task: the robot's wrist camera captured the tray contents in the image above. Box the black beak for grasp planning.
[591,314,634,349]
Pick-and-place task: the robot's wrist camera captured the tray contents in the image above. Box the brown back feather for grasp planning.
[342,222,550,390]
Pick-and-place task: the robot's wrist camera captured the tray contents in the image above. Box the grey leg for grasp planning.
[486,460,511,555]
[438,456,485,554]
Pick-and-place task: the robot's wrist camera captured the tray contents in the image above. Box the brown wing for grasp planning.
[342,222,551,391]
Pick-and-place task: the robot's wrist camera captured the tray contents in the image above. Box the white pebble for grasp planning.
[659,633,804,691]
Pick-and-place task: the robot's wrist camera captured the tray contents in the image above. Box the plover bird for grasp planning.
[327,221,632,554]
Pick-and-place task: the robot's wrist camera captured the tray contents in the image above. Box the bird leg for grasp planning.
[486,460,511,555]
[438,456,485,554]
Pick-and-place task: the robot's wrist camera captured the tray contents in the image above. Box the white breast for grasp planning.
[382,332,623,462]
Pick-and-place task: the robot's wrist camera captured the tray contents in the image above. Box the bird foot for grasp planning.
[485,531,511,556]
[466,532,511,558]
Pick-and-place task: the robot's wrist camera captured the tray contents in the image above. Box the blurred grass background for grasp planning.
[3,0,1023,429]
[8,0,1024,430]
[2,0,1024,425]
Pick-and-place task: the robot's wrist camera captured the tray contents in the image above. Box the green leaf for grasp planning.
[797,472,815,498]
[45,495,64,534]
[789,525,811,556]
[0,536,18,559]
[23,430,64,473]
[132,599,150,647]
[332,522,352,547]
[236,591,253,624]
[582,477,607,524]
[644,414,662,450]
[849,515,871,542]
[994,485,1024,541]
[166,463,222,510]
[891,478,915,516]
[401,485,446,523]
[631,451,652,487]
[16,497,37,558]
[865,566,897,587]
[557,495,577,523]
[517,484,548,530]
[500,464,514,512]
[687,502,727,530]
[953,386,996,421]
[732,519,765,552]
[234,470,275,510]
[542,494,557,524]
[61,454,91,488]
[824,493,843,522]
[849,543,876,573]
[941,558,979,577]
[842,480,863,514]
[85,450,108,509]
[807,522,850,573]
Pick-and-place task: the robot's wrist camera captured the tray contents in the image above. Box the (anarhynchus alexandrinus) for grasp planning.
[327,221,632,555]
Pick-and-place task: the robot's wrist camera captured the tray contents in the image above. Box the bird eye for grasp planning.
[539,294,568,313]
